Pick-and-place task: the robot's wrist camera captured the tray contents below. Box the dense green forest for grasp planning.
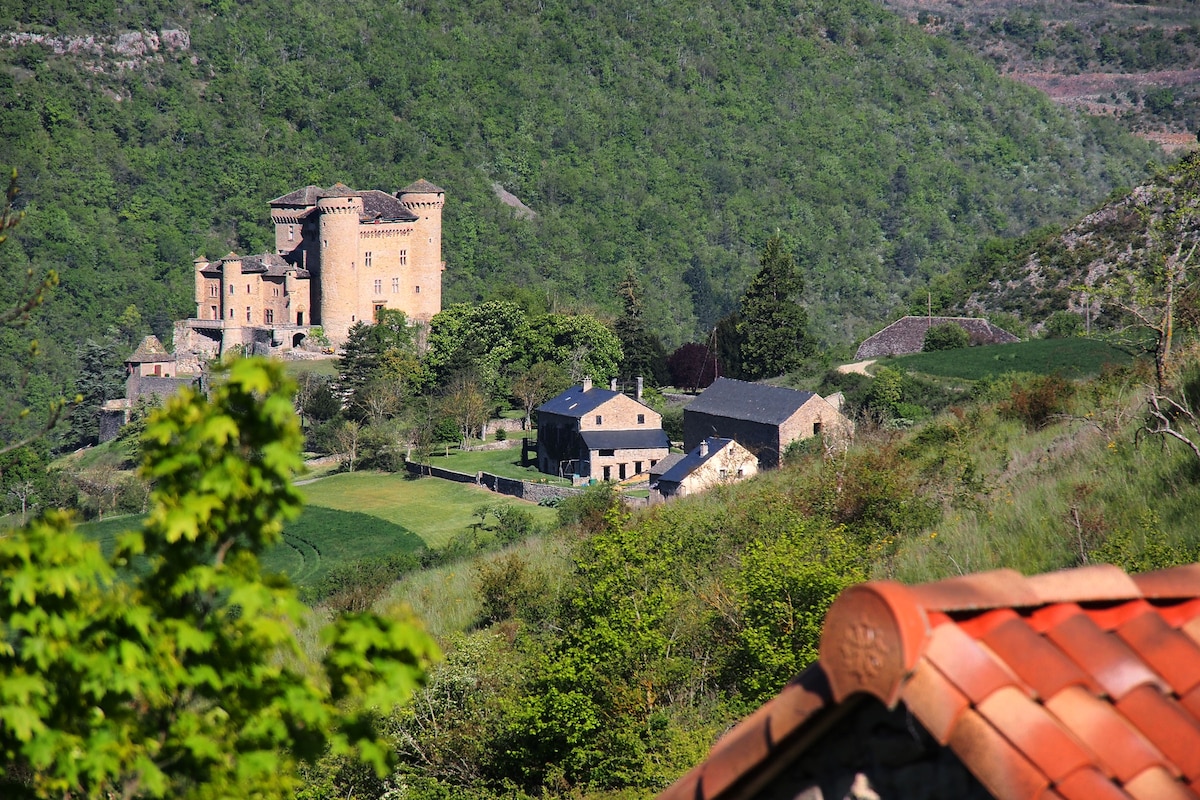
[0,0,1162,435]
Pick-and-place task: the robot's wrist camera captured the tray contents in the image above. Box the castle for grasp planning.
[174,179,444,362]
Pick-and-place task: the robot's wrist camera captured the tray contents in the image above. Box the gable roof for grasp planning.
[686,378,816,426]
[658,563,1200,800]
[579,429,670,451]
[855,316,1021,360]
[658,437,740,485]
[538,384,647,418]
[649,452,686,480]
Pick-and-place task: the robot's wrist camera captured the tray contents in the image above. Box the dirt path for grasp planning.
[837,359,876,376]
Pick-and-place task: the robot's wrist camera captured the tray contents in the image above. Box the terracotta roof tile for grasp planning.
[657,563,1200,800]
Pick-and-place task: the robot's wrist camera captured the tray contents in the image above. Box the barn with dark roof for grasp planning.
[683,378,852,469]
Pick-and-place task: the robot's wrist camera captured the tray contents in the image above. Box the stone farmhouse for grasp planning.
[658,562,1200,800]
[654,436,758,502]
[855,315,1019,360]
[535,377,670,482]
[683,378,852,469]
[175,180,444,361]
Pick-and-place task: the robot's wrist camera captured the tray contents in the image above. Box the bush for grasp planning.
[923,322,969,352]
[1045,311,1083,339]
[475,552,549,624]
[999,374,1075,429]
[495,427,507,441]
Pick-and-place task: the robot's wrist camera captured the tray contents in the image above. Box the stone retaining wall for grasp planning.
[404,460,584,504]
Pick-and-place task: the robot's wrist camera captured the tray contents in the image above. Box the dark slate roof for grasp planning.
[400,178,444,194]
[649,452,685,479]
[269,184,420,223]
[686,378,816,426]
[538,385,625,417]
[580,429,670,452]
[854,316,1021,360]
[360,189,418,222]
[658,437,735,485]
[127,335,172,363]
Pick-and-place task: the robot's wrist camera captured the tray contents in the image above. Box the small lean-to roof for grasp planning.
[580,429,670,452]
[686,378,816,427]
[650,453,686,479]
[659,562,1200,800]
[400,178,445,194]
[658,437,737,485]
[538,385,626,418]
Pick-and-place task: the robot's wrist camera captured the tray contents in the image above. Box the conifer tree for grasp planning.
[737,237,815,379]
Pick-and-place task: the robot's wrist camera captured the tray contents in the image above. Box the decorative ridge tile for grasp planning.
[1025,564,1142,605]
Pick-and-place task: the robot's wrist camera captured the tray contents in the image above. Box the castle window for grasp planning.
[246,307,251,322]
[246,284,251,294]
[273,285,280,297]
[392,277,399,293]
[265,309,274,324]
[229,308,234,318]
[229,285,234,295]
[288,226,294,241]
[414,285,420,294]
[399,249,408,266]
[374,279,382,294]
[364,251,372,268]
[209,283,218,297]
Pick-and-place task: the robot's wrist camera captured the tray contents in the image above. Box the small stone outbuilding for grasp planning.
[854,316,1020,360]
[683,378,852,469]
[655,437,758,501]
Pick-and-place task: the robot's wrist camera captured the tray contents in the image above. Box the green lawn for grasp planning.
[421,443,572,486]
[79,470,557,588]
[283,357,339,378]
[887,337,1135,381]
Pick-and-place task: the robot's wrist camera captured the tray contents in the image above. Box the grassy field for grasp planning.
[421,442,572,486]
[887,337,1135,380]
[79,470,558,589]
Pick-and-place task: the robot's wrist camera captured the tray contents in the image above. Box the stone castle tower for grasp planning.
[177,179,444,359]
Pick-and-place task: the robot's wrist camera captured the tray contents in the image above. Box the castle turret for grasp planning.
[194,256,210,319]
[398,179,445,323]
[315,188,364,344]
[220,253,243,351]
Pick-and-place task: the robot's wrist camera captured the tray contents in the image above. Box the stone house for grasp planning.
[683,378,852,469]
[655,437,758,501]
[854,315,1020,360]
[99,336,197,442]
[536,377,670,482]
[658,562,1200,800]
[175,180,444,359]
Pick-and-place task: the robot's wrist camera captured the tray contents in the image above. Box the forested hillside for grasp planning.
[0,0,1160,429]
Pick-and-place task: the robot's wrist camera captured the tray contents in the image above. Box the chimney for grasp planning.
[610,378,618,391]
[699,439,709,458]
[636,377,643,401]
[582,376,592,392]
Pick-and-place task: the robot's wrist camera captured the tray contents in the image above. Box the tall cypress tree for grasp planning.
[737,236,815,379]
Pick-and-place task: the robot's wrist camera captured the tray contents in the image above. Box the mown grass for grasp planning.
[297,471,557,549]
[420,443,572,486]
[887,337,1134,381]
[283,357,339,378]
[79,470,557,588]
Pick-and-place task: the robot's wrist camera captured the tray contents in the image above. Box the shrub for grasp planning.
[475,552,549,624]
[923,322,969,352]
[1045,311,1083,339]
[495,427,508,441]
[999,374,1075,429]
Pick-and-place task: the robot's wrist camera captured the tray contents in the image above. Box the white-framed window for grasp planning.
[288,225,294,241]
[364,251,373,268]
[374,279,382,294]
[399,249,408,266]
[392,277,399,293]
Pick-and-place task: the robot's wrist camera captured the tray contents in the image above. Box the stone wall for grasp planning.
[403,460,583,504]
